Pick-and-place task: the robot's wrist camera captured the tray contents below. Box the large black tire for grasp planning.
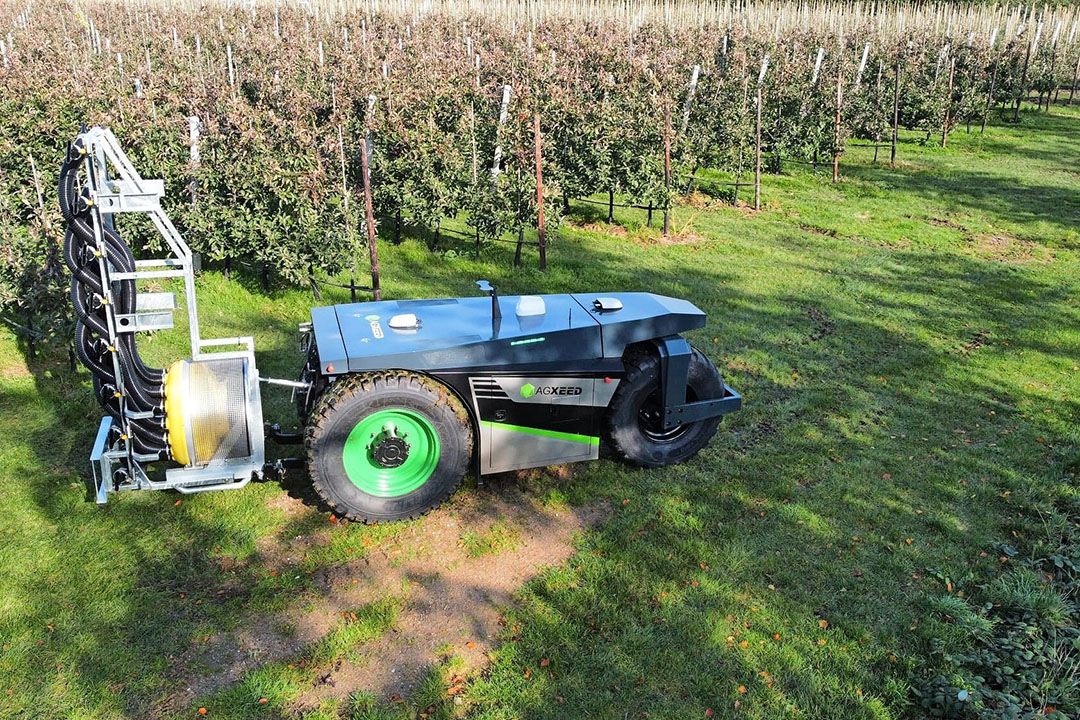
[305,371,473,523]
[605,346,725,468]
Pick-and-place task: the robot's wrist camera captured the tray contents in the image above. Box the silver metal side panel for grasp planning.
[483,423,598,474]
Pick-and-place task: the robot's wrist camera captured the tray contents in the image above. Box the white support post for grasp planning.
[491,84,512,181]
[364,94,376,166]
[754,54,769,211]
[680,64,701,136]
[855,42,870,86]
[188,115,201,208]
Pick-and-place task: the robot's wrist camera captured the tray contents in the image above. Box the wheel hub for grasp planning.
[372,436,410,467]
[369,421,411,468]
[637,388,697,442]
[343,410,441,497]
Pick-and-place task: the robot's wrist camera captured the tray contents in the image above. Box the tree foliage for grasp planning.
[0,1,1076,349]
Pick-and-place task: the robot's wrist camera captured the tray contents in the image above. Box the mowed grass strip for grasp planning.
[0,106,1076,719]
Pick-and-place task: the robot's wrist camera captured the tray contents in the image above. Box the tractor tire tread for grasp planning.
[305,371,472,524]
[604,345,724,467]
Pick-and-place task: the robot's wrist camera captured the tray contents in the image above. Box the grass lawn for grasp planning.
[0,105,1078,720]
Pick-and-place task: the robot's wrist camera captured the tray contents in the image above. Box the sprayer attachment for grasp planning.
[65,126,266,502]
[164,357,261,467]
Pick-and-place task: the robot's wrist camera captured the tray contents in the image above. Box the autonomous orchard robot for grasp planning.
[63,126,741,523]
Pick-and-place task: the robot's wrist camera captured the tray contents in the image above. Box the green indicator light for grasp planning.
[510,337,546,346]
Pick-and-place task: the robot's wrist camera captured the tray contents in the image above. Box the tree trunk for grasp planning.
[514,224,524,268]
[308,263,321,301]
[1047,48,1059,110]
[26,311,35,361]
[1014,41,1032,122]
[982,60,999,134]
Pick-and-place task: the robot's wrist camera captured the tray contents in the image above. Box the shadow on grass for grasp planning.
[4,146,1078,718]
[840,120,1079,242]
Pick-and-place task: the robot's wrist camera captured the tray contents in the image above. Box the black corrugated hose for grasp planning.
[59,138,169,459]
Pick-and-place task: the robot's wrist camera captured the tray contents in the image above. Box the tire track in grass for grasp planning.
[292,483,609,710]
[162,482,608,716]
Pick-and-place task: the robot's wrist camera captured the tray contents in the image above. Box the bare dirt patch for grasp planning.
[168,480,608,712]
[0,358,31,379]
[679,190,712,209]
[969,233,1050,264]
[294,485,608,708]
[804,306,836,343]
[929,216,966,231]
[578,221,628,238]
[798,222,839,239]
[163,618,300,712]
[961,329,991,355]
[657,228,707,245]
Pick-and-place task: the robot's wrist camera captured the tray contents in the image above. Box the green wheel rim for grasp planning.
[342,408,441,497]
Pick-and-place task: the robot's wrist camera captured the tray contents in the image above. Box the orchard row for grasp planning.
[0,0,1076,349]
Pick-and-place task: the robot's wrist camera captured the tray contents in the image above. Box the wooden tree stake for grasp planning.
[663,104,672,237]
[226,43,234,87]
[360,130,381,301]
[338,124,358,302]
[1069,54,1079,105]
[982,56,999,133]
[941,56,955,147]
[754,83,763,210]
[891,60,901,165]
[833,56,843,184]
[187,115,201,209]
[1014,30,1034,121]
[534,113,547,272]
